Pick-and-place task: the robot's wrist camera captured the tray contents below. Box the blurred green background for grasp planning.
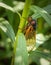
[0,0,51,65]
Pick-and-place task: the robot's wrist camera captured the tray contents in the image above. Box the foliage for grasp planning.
[0,0,51,65]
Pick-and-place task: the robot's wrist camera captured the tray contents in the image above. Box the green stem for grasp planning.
[14,0,32,53]
[18,0,32,33]
[11,0,32,65]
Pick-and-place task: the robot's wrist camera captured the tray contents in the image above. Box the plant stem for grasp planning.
[11,0,32,65]
[18,0,32,33]
[15,0,32,53]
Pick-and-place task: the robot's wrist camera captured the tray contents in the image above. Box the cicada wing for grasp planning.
[26,30,36,45]
[24,26,36,51]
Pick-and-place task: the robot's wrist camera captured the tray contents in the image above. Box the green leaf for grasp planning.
[13,13,20,34]
[13,1,24,11]
[32,5,51,19]
[14,33,28,65]
[42,37,51,51]
[31,5,51,26]
[44,5,51,14]
[0,2,21,18]
[0,18,15,43]
[32,12,41,19]
[0,2,14,12]
[29,50,51,63]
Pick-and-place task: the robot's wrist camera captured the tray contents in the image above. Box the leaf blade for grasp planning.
[31,5,51,26]
[0,18,15,43]
[14,33,28,65]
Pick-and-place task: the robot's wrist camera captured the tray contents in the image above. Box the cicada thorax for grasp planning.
[24,17,36,51]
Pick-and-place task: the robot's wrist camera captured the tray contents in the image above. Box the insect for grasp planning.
[24,17,36,51]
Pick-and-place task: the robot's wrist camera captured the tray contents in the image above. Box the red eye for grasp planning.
[31,20,35,25]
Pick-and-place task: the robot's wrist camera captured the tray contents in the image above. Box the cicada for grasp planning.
[24,17,36,51]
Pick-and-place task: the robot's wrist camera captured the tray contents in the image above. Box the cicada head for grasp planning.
[31,19,36,30]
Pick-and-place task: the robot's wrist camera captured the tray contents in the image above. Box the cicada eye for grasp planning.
[31,21,35,25]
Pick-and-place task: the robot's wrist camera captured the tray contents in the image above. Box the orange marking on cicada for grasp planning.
[24,16,36,39]
[25,25,33,36]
